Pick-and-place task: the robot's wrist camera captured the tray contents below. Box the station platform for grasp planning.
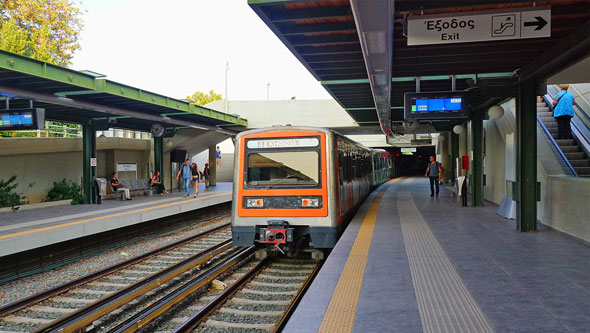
[286,177,589,332]
[0,183,232,257]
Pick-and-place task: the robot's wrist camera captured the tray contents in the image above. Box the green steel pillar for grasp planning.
[516,80,538,231]
[82,124,97,204]
[154,137,164,175]
[472,110,484,206]
[208,145,217,186]
[451,132,459,185]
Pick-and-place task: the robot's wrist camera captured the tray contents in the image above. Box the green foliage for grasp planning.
[0,176,24,209]
[186,90,222,106]
[46,178,83,204]
[0,0,84,67]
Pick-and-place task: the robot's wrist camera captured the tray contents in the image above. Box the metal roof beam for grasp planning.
[268,6,351,22]
[288,33,358,47]
[279,22,355,35]
[0,84,238,135]
[350,0,394,136]
[304,53,364,63]
[295,44,361,55]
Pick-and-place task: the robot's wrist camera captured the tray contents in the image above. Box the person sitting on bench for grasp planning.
[150,171,168,196]
[110,172,132,200]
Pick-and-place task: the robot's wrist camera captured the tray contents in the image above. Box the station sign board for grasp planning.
[117,163,137,172]
[401,147,417,153]
[407,7,551,46]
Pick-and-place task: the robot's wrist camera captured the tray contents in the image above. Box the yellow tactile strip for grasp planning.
[397,191,494,333]
[0,192,230,240]
[319,178,401,333]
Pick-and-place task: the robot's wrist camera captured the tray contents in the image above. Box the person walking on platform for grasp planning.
[150,171,168,196]
[425,155,443,197]
[216,146,221,167]
[190,163,201,198]
[176,159,192,198]
[203,163,210,188]
[110,172,132,200]
[553,84,576,140]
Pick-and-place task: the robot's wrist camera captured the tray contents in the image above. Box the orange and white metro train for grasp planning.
[231,126,393,256]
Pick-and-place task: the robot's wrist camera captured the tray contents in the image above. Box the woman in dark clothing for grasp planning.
[150,171,167,196]
[190,163,201,198]
[203,163,210,188]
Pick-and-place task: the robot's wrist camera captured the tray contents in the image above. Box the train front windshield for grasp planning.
[245,137,320,187]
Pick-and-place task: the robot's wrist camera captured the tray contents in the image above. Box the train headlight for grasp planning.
[301,198,319,207]
[246,198,264,208]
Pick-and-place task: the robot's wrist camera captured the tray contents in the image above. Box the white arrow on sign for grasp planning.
[407,6,551,46]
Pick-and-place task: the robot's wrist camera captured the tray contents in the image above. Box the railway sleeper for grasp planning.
[240,288,297,296]
[28,305,77,314]
[229,297,291,305]
[257,273,307,280]
[2,315,53,324]
[249,281,301,288]
[218,307,284,316]
[205,319,276,331]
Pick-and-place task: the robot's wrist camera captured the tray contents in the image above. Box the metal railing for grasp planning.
[540,95,578,177]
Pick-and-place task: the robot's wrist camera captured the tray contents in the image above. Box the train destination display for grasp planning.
[0,108,45,130]
[404,92,469,119]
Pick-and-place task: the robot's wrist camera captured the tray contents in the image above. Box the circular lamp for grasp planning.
[488,105,505,120]
[453,124,464,135]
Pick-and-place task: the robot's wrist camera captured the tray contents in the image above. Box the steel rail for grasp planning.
[109,246,256,333]
[37,240,234,333]
[173,257,271,332]
[273,260,323,333]
[0,222,230,318]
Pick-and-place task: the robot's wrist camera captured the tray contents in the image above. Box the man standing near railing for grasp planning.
[553,84,577,140]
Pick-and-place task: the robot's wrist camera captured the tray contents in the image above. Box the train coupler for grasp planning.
[257,220,294,245]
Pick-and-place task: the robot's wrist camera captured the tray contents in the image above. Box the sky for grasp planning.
[71,0,333,102]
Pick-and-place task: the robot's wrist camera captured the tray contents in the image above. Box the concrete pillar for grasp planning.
[472,110,484,207]
[516,80,538,231]
[82,125,97,204]
[154,137,164,175]
[439,133,450,183]
[451,132,459,185]
[208,145,217,186]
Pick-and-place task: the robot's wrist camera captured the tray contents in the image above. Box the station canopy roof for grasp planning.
[249,0,590,133]
[0,50,247,134]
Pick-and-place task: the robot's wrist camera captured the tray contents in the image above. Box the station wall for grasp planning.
[0,137,151,204]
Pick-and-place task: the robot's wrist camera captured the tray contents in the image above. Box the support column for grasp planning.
[82,124,97,204]
[208,145,217,186]
[451,132,459,185]
[516,80,538,231]
[472,110,484,207]
[154,137,164,175]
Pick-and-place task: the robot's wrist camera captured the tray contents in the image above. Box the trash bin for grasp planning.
[95,178,107,204]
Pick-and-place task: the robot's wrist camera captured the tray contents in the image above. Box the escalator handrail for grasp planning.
[540,96,578,177]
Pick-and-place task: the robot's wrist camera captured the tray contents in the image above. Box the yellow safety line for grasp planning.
[0,192,231,240]
[319,177,402,333]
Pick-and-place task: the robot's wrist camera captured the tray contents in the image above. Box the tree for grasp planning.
[186,90,222,106]
[0,0,84,67]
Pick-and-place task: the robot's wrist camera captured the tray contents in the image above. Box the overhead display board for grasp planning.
[407,7,551,46]
[0,108,45,130]
[405,91,469,120]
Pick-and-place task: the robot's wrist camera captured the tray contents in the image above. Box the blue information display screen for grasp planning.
[0,113,34,126]
[405,92,468,120]
[413,98,462,112]
[0,109,44,130]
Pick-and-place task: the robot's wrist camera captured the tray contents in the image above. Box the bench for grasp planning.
[122,179,153,197]
[108,179,153,200]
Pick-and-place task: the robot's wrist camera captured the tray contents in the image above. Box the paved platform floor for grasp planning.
[0,183,232,257]
[286,177,589,332]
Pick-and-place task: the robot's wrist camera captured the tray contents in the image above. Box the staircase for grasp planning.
[537,101,590,177]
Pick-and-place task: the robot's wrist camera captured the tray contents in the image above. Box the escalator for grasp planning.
[536,85,590,177]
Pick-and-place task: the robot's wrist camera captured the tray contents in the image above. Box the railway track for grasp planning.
[141,256,323,333]
[0,221,233,333]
